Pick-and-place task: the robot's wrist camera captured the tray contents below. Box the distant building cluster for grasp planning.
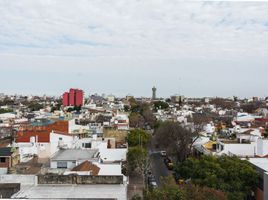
[63,88,84,107]
[2,90,268,199]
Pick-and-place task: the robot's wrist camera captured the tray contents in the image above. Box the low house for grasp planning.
[0,147,20,174]
[50,149,98,169]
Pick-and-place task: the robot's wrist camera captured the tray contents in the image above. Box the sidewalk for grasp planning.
[127,173,144,200]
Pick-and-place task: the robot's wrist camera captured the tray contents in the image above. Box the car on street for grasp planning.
[160,150,166,157]
[164,157,174,170]
[148,176,158,189]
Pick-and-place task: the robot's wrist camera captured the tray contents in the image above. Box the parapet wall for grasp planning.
[38,174,123,184]
[0,183,20,198]
[0,175,36,185]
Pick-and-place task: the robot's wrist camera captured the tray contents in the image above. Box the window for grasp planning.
[0,157,6,163]
[85,143,91,148]
[57,161,67,168]
[82,143,91,148]
[59,137,62,141]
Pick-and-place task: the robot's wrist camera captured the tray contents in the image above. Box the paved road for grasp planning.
[150,152,172,187]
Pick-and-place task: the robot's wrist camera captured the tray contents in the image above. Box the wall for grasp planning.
[0,157,10,168]
[254,187,264,200]
[0,168,7,175]
[50,132,74,156]
[257,139,268,156]
[38,174,123,184]
[264,172,268,200]
[0,183,20,198]
[50,160,76,169]
[0,175,36,185]
[220,143,256,157]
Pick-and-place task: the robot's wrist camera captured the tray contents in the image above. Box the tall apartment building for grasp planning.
[62,88,84,107]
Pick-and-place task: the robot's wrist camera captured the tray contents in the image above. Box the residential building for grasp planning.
[62,88,84,107]
[0,147,20,174]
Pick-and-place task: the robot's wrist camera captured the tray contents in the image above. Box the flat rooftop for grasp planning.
[51,149,98,161]
[12,184,127,200]
[249,158,268,172]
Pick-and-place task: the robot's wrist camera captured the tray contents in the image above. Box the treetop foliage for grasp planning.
[176,155,258,200]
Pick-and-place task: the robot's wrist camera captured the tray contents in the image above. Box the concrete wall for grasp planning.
[50,160,76,169]
[0,183,20,198]
[50,132,74,156]
[38,174,123,185]
[0,168,7,175]
[0,174,36,185]
[221,143,256,157]
[264,172,268,200]
[257,139,268,156]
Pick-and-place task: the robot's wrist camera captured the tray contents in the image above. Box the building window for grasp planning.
[82,143,91,148]
[57,161,67,168]
[0,157,6,163]
[59,137,62,140]
[85,143,91,148]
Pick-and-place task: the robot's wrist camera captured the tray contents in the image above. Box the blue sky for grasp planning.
[0,0,268,98]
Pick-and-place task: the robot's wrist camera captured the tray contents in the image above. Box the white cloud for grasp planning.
[0,0,267,59]
[0,1,268,97]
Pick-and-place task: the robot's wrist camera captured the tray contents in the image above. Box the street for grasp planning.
[148,133,173,188]
[150,152,172,187]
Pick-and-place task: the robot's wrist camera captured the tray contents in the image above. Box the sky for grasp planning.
[0,0,268,98]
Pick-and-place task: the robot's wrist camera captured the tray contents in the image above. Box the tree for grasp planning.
[264,127,268,138]
[127,147,149,176]
[155,121,198,162]
[153,101,169,111]
[127,129,150,147]
[144,176,227,200]
[74,105,81,112]
[142,108,157,128]
[129,112,145,128]
[28,102,43,111]
[124,105,130,112]
[209,98,235,110]
[183,184,227,200]
[0,108,13,114]
[144,176,184,200]
[176,155,258,200]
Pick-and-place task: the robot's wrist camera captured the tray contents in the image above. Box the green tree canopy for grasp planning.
[143,176,227,200]
[28,102,44,111]
[127,146,148,175]
[0,108,13,114]
[127,129,150,147]
[153,101,169,111]
[176,155,258,200]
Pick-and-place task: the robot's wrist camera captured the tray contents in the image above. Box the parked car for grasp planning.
[160,151,166,157]
[148,176,157,188]
[164,157,174,170]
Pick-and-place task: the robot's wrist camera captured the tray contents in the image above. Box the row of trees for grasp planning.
[127,129,151,176]
[151,121,258,199]
[141,176,227,200]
